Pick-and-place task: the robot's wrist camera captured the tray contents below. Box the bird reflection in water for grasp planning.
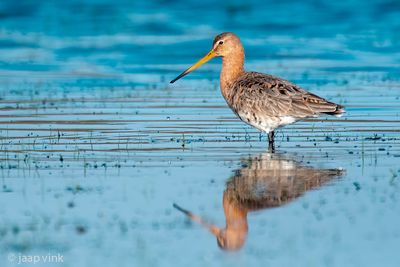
[174,152,344,251]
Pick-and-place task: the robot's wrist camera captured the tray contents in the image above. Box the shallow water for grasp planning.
[1,1,400,267]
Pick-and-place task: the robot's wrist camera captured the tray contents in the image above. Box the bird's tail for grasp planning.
[323,104,345,117]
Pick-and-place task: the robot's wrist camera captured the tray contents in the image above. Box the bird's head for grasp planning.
[170,32,243,83]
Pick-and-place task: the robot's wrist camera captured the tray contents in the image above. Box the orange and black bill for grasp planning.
[170,50,217,83]
[172,203,220,236]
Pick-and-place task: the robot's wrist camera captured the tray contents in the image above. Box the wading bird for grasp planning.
[170,32,344,150]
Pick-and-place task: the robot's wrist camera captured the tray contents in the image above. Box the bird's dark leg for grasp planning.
[268,130,275,143]
[268,131,275,153]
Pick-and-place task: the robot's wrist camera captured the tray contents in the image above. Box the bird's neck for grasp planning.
[220,52,245,97]
[223,191,248,231]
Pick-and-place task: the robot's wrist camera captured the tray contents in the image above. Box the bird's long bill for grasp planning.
[170,50,216,83]
[173,203,221,236]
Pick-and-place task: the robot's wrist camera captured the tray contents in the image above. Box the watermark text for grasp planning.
[8,253,64,265]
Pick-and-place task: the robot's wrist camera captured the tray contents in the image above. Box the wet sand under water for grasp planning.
[1,81,400,266]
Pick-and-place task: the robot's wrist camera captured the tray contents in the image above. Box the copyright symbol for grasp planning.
[8,253,16,262]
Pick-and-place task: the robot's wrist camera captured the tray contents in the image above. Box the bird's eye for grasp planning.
[218,40,224,45]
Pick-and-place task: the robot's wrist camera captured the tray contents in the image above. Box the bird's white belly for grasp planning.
[236,111,296,133]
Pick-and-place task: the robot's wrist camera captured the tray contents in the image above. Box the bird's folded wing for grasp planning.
[234,72,338,118]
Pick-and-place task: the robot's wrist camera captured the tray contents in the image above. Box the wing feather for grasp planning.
[228,72,344,119]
